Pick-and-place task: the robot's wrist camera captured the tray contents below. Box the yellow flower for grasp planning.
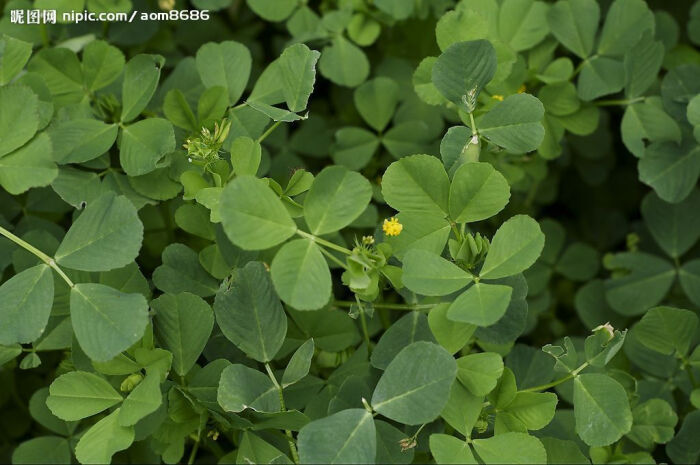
[517,84,527,93]
[492,94,504,101]
[383,217,403,236]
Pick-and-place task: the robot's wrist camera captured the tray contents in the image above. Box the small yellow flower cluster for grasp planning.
[383,217,403,236]
[517,84,527,93]
[492,94,504,101]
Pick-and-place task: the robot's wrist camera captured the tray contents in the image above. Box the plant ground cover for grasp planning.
[0,0,699,463]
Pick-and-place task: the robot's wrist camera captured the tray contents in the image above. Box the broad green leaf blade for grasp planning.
[282,339,314,387]
[246,100,304,122]
[74,409,134,464]
[402,249,472,296]
[118,373,162,426]
[478,93,545,153]
[152,292,214,376]
[49,119,118,164]
[297,409,376,464]
[547,0,599,58]
[304,166,372,235]
[270,239,331,310]
[680,259,700,306]
[371,312,436,370]
[432,40,497,111]
[81,40,125,92]
[385,212,451,261]
[604,252,676,315]
[0,85,39,157]
[217,363,279,413]
[472,432,547,464]
[246,0,297,21]
[214,262,287,362]
[429,303,476,355]
[499,0,549,52]
[632,306,698,356]
[278,43,320,112]
[121,54,163,123]
[480,215,545,279]
[119,118,176,176]
[46,371,122,421]
[11,437,71,465]
[319,36,369,88]
[625,398,678,449]
[196,41,251,105]
[638,140,700,203]
[502,391,557,430]
[0,35,32,85]
[382,155,450,216]
[70,283,149,362]
[27,48,83,104]
[597,0,654,57]
[163,89,197,131]
[666,410,700,465]
[152,243,219,297]
[372,341,457,425]
[0,264,53,345]
[230,136,262,176]
[456,352,504,396]
[620,102,681,158]
[577,56,625,101]
[220,175,297,250]
[429,434,477,464]
[353,77,400,132]
[237,431,292,464]
[55,192,143,272]
[0,133,57,195]
[574,373,633,447]
[448,162,510,222]
[440,126,479,177]
[641,189,700,258]
[374,0,414,19]
[446,282,512,326]
[331,126,380,170]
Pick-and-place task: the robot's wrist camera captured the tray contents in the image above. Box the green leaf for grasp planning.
[446,282,513,326]
[382,155,450,216]
[218,364,279,413]
[152,292,214,376]
[632,306,698,357]
[666,410,700,464]
[432,40,497,111]
[304,166,372,235]
[547,0,599,58]
[55,192,143,272]
[220,176,297,250]
[385,212,451,260]
[641,189,700,258]
[247,0,297,21]
[195,41,251,105]
[499,0,549,52]
[604,252,676,316]
[502,391,557,430]
[27,48,84,103]
[402,249,472,296]
[246,100,305,122]
[214,262,287,362]
[46,371,122,421]
[354,77,400,132]
[625,398,678,449]
[271,239,331,310]
[0,35,32,85]
[118,372,162,426]
[237,431,291,464]
[49,119,118,165]
[119,118,175,176]
[81,40,125,92]
[372,341,457,425]
[638,139,700,203]
[573,373,633,446]
[12,437,71,465]
[624,32,664,98]
[282,339,315,387]
[440,126,479,177]
[577,56,625,101]
[319,36,369,88]
[70,283,149,362]
[153,243,219,297]
[121,54,163,123]
[74,409,134,464]
[620,102,681,158]
[371,312,436,370]
[472,432,547,464]
[538,82,580,116]
[680,259,700,306]
[456,352,503,396]
[448,162,510,223]
[331,127,380,170]
[0,264,53,345]
[297,409,376,464]
[229,136,262,177]
[597,0,654,57]
[163,89,197,131]
[480,215,545,279]
[478,93,545,153]
[429,434,477,464]
[0,85,39,158]
[0,132,57,195]
[428,303,476,354]
[278,43,320,112]
[374,0,413,19]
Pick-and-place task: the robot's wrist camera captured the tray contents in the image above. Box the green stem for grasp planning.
[468,112,478,136]
[264,363,300,464]
[187,435,200,465]
[333,300,435,311]
[520,362,589,393]
[594,97,645,107]
[296,230,353,255]
[356,296,371,351]
[0,225,74,288]
[257,120,282,143]
[318,247,348,270]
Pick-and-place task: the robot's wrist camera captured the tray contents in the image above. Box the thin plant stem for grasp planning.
[296,230,353,255]
[0,225,74,288]
[520,362,589,393]
[468,112,477,136]
[257,120,282,143]
[187,435,200,465]
[318,246,348,270]
[264,363,300,464]
[356,296,371,351]
[333,300,435,311]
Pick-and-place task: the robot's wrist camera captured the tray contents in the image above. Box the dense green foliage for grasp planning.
[0,0,699,463]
